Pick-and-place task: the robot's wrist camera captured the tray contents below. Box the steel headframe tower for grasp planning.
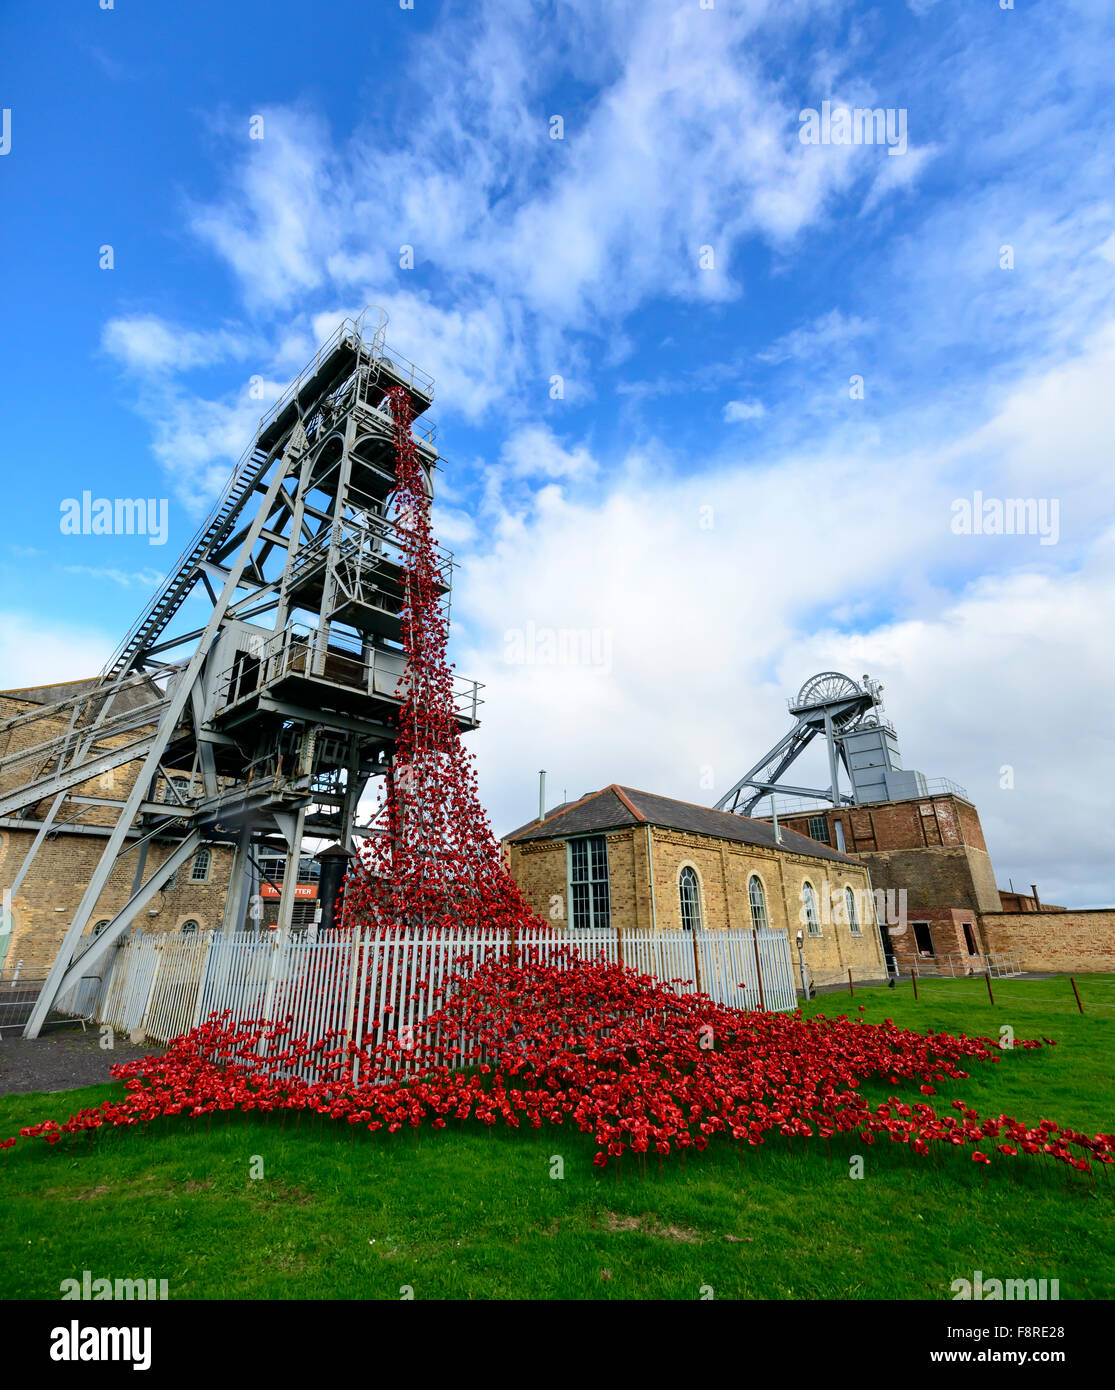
[714,671,895,817]
[5,310,481,1037]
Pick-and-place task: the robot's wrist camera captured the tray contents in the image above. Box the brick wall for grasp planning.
[0,688,242,976]
[885,906,986,970]
[0,692,154,826]
[979,910,1115,974]
[780,795,1002,917]
[855,845,1002,915]
[0,824,235,976]
[999,891,1066,913]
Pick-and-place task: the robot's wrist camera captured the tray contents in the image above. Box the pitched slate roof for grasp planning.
[504,784,861,866]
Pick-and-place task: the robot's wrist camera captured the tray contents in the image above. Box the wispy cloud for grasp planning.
[723,399,766,423]
[63,565,165,589]
[102,317,259,375]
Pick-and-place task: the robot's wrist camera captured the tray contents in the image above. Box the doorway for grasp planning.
[913,921,934,955]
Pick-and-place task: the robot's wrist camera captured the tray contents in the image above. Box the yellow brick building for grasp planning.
[503,785,887,989]
[0,678,236,978]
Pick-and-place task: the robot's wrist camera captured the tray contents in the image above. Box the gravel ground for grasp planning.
[0,1027,163,1097]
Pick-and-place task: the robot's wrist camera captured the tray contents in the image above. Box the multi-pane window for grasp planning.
[748,875,768,932]
[807,816,830,844]
[802,881,821,935]
[190,847,212,882]
[679,866,702,931]
[570,835,610,931]
[180,919,199,935]
[845,886,861,935]
[162,776,191,805]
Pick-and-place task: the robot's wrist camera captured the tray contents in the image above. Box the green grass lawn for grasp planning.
[1,974,1113,1300]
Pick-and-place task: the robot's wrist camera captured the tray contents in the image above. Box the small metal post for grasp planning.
[795,932,808,1000]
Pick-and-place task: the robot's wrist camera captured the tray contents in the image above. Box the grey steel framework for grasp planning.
[2,310,481,1037]
[714,670,958,818]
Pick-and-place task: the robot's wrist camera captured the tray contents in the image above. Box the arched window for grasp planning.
[92,920,111,937]
[190,847,212,883]
[748,875,768,932]
[679,866,702,932]
[802,882,821,935]
[180,919,199,935]
[845,886,861,935]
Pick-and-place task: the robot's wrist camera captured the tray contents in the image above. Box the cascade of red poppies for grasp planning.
[6,955,1112,1180]
[338,385,538,938]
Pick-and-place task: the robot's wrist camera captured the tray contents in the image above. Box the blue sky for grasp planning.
[1,0,1113,902]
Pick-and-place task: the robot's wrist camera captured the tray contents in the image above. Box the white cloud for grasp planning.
[723,399,766,422]
[189,109,341,311]
[63,565,164,589]
[501,425,597,481]
[102,316,256,374]
[137,388,273,512]
[756,310,875,365]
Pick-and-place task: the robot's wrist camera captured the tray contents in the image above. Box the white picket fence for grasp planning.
[83,925,797,1076]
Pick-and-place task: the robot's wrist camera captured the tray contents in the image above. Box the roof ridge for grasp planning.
[617,784,859,862]
[610,785,646,822]
[619,783,767,828]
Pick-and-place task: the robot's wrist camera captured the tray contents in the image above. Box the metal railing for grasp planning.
[885,952,1023,980]
[0,967,104,1030]
[920,778,970,800]
[287,513,454,597]
[354,366,437,445]
[215,623,483,725]
[764,794,845,818]
[763,775,971,819]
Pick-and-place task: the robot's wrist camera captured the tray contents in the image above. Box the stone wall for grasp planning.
[0,824,235,976]
[979,910,1115,974]
[856,845,1002,917]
